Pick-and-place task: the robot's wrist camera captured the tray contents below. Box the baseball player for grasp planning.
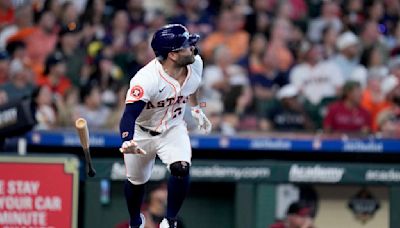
[119,24,212,228]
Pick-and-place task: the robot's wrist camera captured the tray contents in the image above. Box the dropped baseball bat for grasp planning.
[75,118,96,177]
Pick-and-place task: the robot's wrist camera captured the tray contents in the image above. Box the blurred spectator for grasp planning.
[361,74,391,132]
[359,20,389,62]
[0,0,14,30]
[0,3,32,50]
[331,31,367,86]
[201,7,249,63]
[73,82,110,129]
[6,40,27,62]
[88,46,123,107]
[202,45,252,135]
[376,76,400,135]
[56,24,85,87]
[386,21,400,49]
[360,45,389,77]
[55,86,79,128]
[276,0,307,21]
[307,1,342,42]
[269,201,315,228]
[59,1,79,27]
[105,85,128,131]
[365,0,384,22]
[126,0,145,28]
[382,0,400,44]
[261,84,314,131]
[324,81,371,134]
[250,49,287,121]
[0,50,9,84]
[37,51,71,97]
[291,42,343,106]
[244,0,271,37]
[80,0,107,40]
[31,85,57,130]
[24,11,58,76]
[115,183,184,228]
[321,24,338,59]
[267,18,294,72]
[42,0,62,20]
[170,0,212,37]
[245,33,268,75]
[342,0,365,32]
[144,9,167,33]
[105,10,131,55]
[389,57,400,79]
[0,58,34,105]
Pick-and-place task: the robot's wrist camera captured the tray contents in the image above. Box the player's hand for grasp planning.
[191,105,212,134]
[119,140,147,155]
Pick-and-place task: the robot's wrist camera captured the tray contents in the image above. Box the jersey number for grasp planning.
[173,107,182,118]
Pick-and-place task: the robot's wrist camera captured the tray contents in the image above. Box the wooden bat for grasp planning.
[75,118,96,177]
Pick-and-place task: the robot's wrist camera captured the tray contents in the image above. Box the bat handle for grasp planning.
[84,148,96,177]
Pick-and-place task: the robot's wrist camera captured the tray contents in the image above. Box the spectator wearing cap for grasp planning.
[331,31,367,87]
[37,51,71,97]
[56,24,85,87]
[24,11,58,77]
[324,81,371,134]
[0,50,9,84]
[261,84,314,132]
[0,58,34,105]
[269,202,315,228]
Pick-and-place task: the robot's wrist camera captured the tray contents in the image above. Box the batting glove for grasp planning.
[191,105,212,134]
[119,140,147,155]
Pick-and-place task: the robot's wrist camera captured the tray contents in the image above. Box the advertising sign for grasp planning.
[0,156,79,228]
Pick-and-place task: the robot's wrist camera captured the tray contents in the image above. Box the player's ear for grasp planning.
[168,52,179,62]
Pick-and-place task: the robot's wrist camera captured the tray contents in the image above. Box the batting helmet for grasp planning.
[151,24,200,59]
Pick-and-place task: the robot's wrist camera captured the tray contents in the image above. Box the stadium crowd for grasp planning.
[1,0,400,136]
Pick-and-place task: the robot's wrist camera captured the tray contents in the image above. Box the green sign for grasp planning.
[91,159,400,185]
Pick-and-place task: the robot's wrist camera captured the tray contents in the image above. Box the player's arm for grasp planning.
[119,101,147,154]
[189,89,212,134]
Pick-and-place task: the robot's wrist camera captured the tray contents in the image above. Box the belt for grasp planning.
[139,125,161,136]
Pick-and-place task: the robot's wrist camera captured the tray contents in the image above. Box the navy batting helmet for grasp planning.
[151,24,200,59]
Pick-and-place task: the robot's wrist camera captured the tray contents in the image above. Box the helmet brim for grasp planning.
[173,34,200,51]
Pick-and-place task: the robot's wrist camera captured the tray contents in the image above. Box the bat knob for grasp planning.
[88,169,96,177]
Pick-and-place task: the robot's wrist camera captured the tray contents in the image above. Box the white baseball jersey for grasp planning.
[290,61,344,105]
[125,55,203,133]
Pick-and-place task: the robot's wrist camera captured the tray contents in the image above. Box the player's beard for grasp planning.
[176,53,195,67]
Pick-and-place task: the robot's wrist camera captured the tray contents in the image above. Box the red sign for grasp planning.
[0,156,79,228]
